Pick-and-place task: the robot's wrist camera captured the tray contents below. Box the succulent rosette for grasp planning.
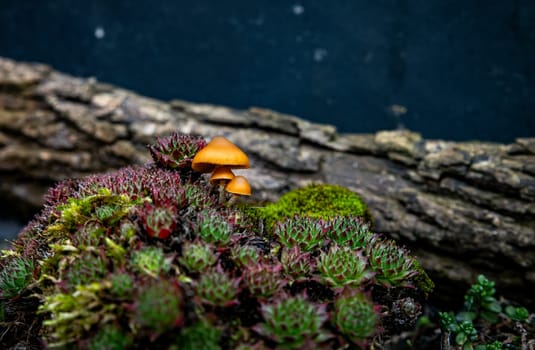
[253,294,331,348]
[331,290,380,345]
[195,265,241,307]
[316,244,374,288]
[138,202,177,239]
[366,236,418,287]
[148,132,207,169]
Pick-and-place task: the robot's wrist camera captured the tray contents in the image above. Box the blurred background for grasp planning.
[1,1,535,240]
[1,0,534,143]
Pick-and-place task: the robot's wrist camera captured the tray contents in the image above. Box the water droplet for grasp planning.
[292,4,304,16]
[313,48,328,62]
[94,26,105,39]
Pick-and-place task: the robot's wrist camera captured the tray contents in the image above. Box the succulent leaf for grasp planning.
[317,245,373,287]
[332,291,378,342]
[254,294,329,348]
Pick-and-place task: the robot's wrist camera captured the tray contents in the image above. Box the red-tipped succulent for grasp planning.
[280,246,315,281]
[148,132,207,169]
[242,262,285,299]
[138,202,177,239]
[195,264,242,307]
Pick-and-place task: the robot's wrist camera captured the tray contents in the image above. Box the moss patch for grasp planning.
[258,184,372,231]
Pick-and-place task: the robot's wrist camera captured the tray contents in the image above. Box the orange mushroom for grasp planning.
[209,166,235,203]
[191,136,250,173]
[225,175,252,205]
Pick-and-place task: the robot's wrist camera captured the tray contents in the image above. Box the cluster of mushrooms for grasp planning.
[191,136,252,205]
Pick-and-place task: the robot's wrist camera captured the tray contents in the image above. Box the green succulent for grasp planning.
[179,240,218,273]
[0,257,34,298]
[131,246,171,277]
[440,274,533,350]
[254,294,329,348]
[317,245,373,287]
[504,305,529,322]
[274,215,328,252]
[327,216,372,249]
[109,272,134,298]
[195,266,241,307]
[230,244,261,268]
[280,246,314,280]
[183,183,216,209]
[196,211,234,245]
[439,312,478,348]
[147,132,207,169]
[65,253,107,289]
[332,291,378,342]
[463,274,502,322]
[88,324,132,350]
[242,263,284,299]
[174,320,222,350]
[134,281,183,335]
[366,237,418,287]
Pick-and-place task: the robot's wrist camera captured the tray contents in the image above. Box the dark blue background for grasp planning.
[1,0,534,142]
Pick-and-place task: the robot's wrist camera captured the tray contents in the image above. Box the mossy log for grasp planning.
[1,56,534,307]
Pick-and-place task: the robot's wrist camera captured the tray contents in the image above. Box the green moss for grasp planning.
[258,184,372,231]
[46,188,139,240]
[39,282,116,348]
[411,260,435,297]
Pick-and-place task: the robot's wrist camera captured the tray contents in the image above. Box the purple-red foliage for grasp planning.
[148,133,207,169]
[137,202,178,239]
[242,262,285,299]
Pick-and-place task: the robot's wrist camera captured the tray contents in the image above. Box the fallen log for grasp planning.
[1,56,534,307]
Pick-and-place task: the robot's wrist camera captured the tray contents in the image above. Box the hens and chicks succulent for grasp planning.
[0,133,431,349]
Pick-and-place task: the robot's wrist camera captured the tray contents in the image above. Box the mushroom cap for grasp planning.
[209,166,235,183]
[225,175,252,196]
[191,136,250,173]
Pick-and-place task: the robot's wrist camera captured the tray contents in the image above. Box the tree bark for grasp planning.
[1,56,534,307]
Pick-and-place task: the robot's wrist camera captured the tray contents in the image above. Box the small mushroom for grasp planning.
[209,166,235,203]
[225,175,252,205]
[191,136,250,173]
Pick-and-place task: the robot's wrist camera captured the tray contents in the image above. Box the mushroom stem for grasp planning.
[227,194,240,206]
[217,181,227,204]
